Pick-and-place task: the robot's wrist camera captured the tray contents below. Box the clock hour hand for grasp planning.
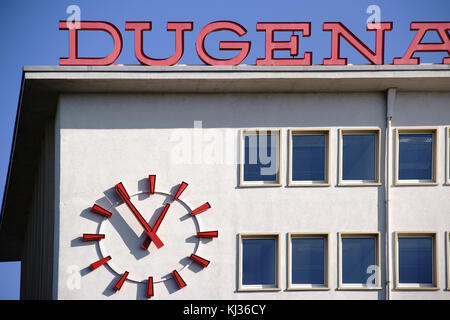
[115,182,164,249]
[141,203,170,250]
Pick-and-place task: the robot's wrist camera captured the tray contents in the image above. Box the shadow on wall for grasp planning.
[59,92,390,130]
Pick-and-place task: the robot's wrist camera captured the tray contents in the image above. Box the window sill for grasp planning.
[239,182,282,188]
[287,285,330,291]
[338,182,382,187]
[394,181,438,186]
[238,286,282,292]
[288,182,330,187]
[394,285,440,291]
[337,285,382,291]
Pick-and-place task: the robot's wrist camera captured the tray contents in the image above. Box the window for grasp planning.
[395,232,438,290]
[288,129,330,186]
[288,233,329,290]
[338,233,381,289]
[395,128,437,185]
[240,129,281,187]
[339,129,381,185]
[238,234,280,291]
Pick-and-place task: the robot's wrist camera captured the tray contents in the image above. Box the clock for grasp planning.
[81,175,218,298]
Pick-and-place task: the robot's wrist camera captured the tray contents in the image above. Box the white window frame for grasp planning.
[394,231,439,290]
[237,233,281,291]
[239,129,282,187]
[447,231,450,290]
[338,128,381,186]
[394,128,438,186]
[338,232,382,290]
[446,127,450,185]
[288,129,330,187]
[287,232,330,290]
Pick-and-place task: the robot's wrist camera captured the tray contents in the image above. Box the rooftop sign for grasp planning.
[59,21,450,66]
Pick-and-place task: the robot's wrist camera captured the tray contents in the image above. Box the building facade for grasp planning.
[0,65,449,299]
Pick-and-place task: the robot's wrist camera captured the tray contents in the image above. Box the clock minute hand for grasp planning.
[141,203,171,250]
[115,182,164,249]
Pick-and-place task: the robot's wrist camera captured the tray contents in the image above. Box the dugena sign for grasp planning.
[59,20,450,66]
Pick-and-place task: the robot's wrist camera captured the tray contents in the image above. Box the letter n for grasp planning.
[323,22,392,65]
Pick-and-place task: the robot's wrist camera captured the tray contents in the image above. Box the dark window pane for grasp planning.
[292,135,326,181]
[399,133,433,180]
[242,238,276,285]
[342,237,376,284]
[342,134,376,181]
[398,237,433,284]
[291,237,325,285]
[244,133,278,181]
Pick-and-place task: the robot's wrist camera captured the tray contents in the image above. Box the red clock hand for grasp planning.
[115,182,164,249]
[141,203,170,250]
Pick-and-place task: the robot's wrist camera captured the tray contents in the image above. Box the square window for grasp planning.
[240,129,281,187]
[395,232,438,289]
[395,129,437,185]
[339,129,380,185]
[288,233,329,290]
[289,130,329,186]
[339,233,380,289]
[238,234,280,291]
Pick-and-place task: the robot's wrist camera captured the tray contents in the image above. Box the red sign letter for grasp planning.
[59,21,123,66]
[393,22,450,65]
[256,22,311,66]
[196,21,250,66]
[323,22,392,65]
[125,22,193,66]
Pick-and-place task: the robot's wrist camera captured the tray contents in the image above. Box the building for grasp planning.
[0,64,449,300]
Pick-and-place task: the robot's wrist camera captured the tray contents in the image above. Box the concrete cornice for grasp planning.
[21,64,450,93]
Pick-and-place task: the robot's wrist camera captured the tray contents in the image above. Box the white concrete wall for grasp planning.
[54,91,450,300]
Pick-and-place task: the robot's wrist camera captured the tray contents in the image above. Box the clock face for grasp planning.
[82,175,218,297]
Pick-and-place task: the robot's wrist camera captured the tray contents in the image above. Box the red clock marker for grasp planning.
[141,203,171,250]
[196,231,218,239]
[147,277,154,298]
[82,233,105,241]
[190,202,211,216]
[173,181,188,200]
[90,256,111,270]
[91,204,112,218]
[190,254,210,268]
[113,271,129,291]
[115,182,164,249]
[149,175,156,195]
[172,270,187,289]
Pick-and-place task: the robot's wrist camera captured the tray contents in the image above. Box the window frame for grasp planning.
[446,127,450,185]
[338,232,382,290]
[237,233,281,291]
[288,129,331,187]
[394,231,439,290]
[287,232,330,290]
[394,128,438,186]
[239,129,282,187]
[447,231,450,291]
[338,128,382,186]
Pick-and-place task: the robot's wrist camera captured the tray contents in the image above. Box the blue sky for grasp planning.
[0,0,449,300]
